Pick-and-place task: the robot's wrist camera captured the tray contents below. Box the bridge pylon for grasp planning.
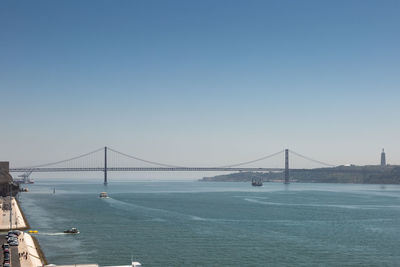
[284,149,289,184]
[104,146,108,185]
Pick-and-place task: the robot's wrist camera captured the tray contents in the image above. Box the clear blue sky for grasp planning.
[1,0,399,174]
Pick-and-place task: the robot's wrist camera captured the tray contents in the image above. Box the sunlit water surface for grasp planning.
[19,181,400,266]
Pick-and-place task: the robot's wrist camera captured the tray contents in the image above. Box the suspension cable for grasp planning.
[215,150,285,168]
[107,147,185,168]
[18,147,104,169]
[108,147,284,168]
[15,147,292,170]
[289,150,336,167]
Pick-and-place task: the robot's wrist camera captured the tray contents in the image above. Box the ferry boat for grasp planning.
[251,178,263,187]
[64,228,79,234]
[99,192,109,198]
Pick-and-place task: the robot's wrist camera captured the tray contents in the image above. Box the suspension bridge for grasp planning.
[9,147,335,185]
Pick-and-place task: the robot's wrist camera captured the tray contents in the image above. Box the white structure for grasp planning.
[381,148,386,166]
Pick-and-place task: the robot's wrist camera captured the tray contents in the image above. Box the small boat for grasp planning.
[251,178,263,187]
[64,228,79,234]
[99,192,109,198]
[28,230,38,234]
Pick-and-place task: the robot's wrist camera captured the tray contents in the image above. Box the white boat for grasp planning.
[103,261,142,267]
[99,192,109,198]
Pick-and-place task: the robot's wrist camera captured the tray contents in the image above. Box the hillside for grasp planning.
[200,165,400,184]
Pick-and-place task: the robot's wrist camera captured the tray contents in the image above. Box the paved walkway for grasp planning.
[11,245,21,267]
[17,232,42,267]
[0,197,27,230]
[0,197,42,267]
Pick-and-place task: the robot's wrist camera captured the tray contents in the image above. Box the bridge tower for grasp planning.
[104,146,108,185]
[284,149,289,184]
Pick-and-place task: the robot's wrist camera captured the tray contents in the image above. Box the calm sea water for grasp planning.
[18,181,400,266]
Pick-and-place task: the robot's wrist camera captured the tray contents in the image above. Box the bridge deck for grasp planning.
[10,167,284,172]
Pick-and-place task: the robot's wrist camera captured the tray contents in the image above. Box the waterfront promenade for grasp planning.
[0,197,27,230]
[0,197,43,267]
[17,232,42,267]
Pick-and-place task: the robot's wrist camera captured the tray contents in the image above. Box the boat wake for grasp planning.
[244,198,400,209]
[104,198,287,224]
[104,197,209,222]
[36,232,69,236]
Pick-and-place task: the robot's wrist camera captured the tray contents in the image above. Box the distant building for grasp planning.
[0,162,19,196]
[380,149,386,166]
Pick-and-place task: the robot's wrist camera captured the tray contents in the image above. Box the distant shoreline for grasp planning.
[200,165,400,184]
